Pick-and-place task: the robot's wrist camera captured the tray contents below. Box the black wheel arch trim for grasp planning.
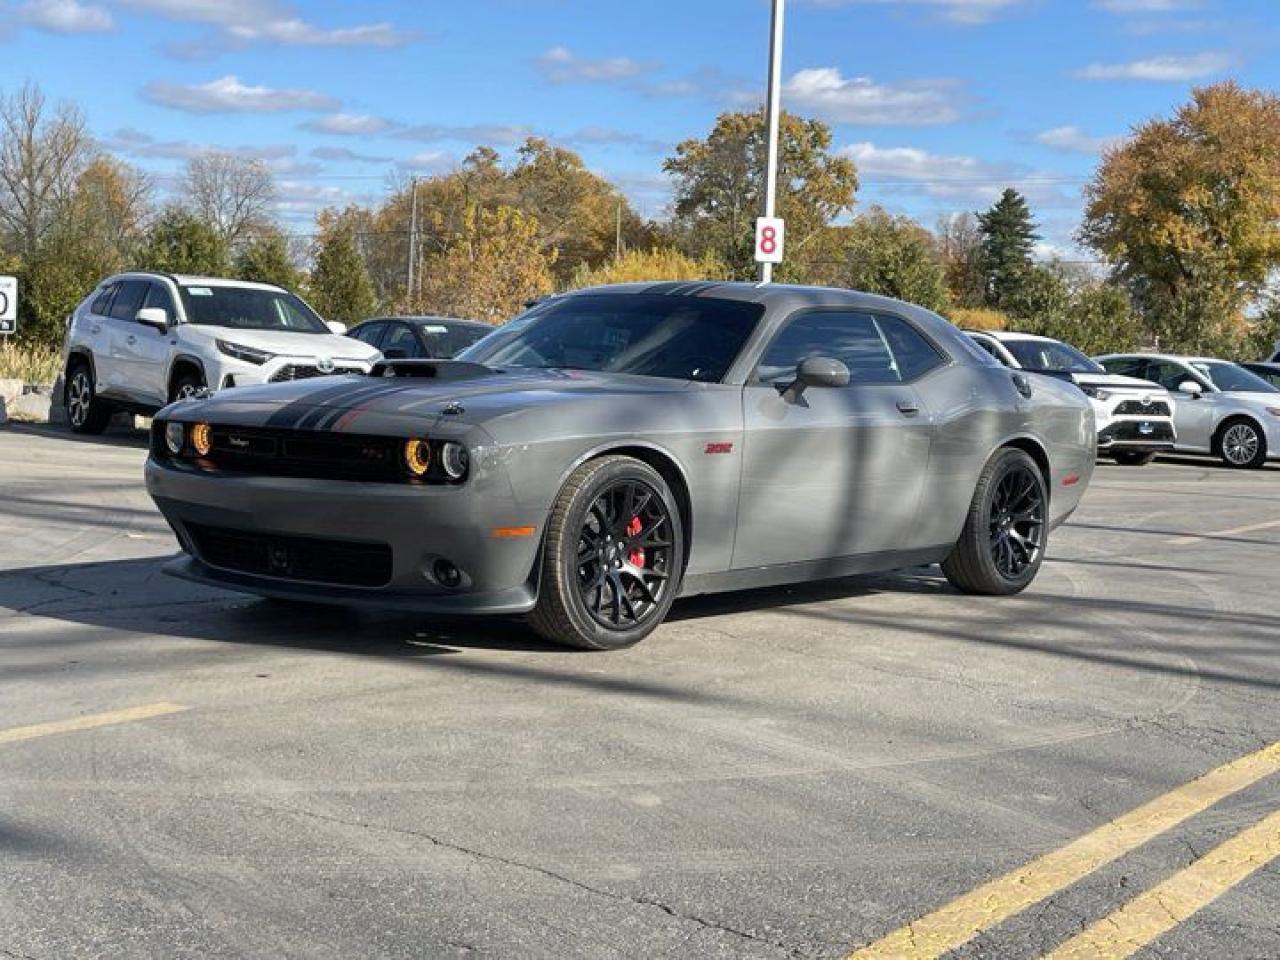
[168,354,208,396]
[64,348,97,403]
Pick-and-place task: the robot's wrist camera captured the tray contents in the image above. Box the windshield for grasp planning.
[1003,338,1103,374]
[179,285,328,333]
[460,293,764,383]
[1191,361,1280,394]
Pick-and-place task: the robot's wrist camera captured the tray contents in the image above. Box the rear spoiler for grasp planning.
[370,359,494,380]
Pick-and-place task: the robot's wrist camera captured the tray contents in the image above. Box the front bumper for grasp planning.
[1096,418,1176,451]
[145,458,542,615]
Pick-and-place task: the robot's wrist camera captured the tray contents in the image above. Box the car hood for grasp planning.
[1070,373,1164,392]
[180,326,379,361]
[162,365,695,434]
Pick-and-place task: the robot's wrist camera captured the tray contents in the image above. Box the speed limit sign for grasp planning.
[754,216,785,265]
[0,276,16,335]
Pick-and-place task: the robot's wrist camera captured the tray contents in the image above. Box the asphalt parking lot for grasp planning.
[2,422,1278,959]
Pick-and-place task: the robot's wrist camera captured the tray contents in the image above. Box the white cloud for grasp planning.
[561,127,670,154]
[805,0,1027,25]
[1076,51,1232,81]
[311,146,391,164]
[535,46,653,85]
[395,123,534,147]
[783,68,965,125]
[840,141,1079,208]
[398,150,456,173]
[302,113,395,136]
[118,0,413,50]
[1093,0,1199,11]
[19,0,113,33]
[143,75,339,113]
[1034,125,1123,154]
[106,128,296,161]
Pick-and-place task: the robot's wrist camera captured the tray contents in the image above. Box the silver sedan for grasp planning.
[1097,353,1280,468]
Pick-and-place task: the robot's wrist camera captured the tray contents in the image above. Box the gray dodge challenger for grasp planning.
[145,282,1096,649]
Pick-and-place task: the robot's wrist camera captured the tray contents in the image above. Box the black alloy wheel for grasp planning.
[574,478,674,631]
[987,463,1046,580]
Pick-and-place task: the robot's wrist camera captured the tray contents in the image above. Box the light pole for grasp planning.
[406,176,420,309]
[759,0,785,284]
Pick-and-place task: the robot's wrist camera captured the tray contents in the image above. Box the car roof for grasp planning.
[964,330,1056,343]
[110,271,287,293]
[364,316,489,329]
[1098,353,1228,364]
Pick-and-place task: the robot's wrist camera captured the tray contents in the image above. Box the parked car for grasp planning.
[146,283,1096,650]
[348,316,493,359]
[1240,361,1280,390]
[1097,353,1280,469]
[966,330,1176,465]
[62,272,380,434]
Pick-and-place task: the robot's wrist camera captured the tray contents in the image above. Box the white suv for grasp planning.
[967,330,1177,466]
[61,272,379,433]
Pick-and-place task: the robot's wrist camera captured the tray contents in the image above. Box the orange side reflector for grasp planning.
[492,526,536,539]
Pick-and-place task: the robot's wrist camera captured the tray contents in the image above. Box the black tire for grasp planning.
[1214,418,1267,469]
[942,447,1048,596]
[529,455,684,650]
[1111,450,1158,466]
[170,369,206,404]
[64,361,112,434]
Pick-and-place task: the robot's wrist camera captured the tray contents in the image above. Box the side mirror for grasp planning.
[1178,380,1203,397]
[135,307,169,332]
[783,356,850,401]
[326,321,348,335]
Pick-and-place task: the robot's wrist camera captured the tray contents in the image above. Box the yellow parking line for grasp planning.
[0,702,188,745]
[847,741,1280,959]
[1045,808,1280,960]
[1165,518,1280,547]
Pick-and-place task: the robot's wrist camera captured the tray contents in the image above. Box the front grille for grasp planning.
[186,522,392,587]
[1114,399,1171,417]
[269,364,363,383]
[1098,421,1176,444]
[201,426,404,482]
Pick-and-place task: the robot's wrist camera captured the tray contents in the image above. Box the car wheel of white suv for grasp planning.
[65,362,112,435]
[170,370,206,404]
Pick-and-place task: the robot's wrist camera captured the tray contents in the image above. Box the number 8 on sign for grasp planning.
[754,216,785,265]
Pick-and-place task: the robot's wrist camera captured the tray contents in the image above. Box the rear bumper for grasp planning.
[145,458,542,614]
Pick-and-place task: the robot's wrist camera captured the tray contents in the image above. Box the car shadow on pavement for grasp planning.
[3,555,1280,697]
[1,419,150,449]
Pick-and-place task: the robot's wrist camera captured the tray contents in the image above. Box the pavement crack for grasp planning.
[1,947,41,960]
[240,799,801,956]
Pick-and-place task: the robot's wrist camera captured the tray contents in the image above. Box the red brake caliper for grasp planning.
[626,516,644,567]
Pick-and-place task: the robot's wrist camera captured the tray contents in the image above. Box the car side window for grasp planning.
[90,283,117,316]
[757,310,934,385]
[381,323,424,359]
[107,280,147,322]
[350,321,386,348]
[970,336,1004,363]
[141,282,177,323]
[1100,358,1145,378]
[1146,361,1198,392]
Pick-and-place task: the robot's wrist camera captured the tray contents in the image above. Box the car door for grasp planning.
[349,321,387,351]
[1146,360,1216,452]
[733,309,940,568]
[78,282,118,389]
[103,279,149,400]
[115,282,177,406]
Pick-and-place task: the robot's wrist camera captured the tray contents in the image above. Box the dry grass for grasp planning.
[946,307,1009,331]
[0,340,62,384]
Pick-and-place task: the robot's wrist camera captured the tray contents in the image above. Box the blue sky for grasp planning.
[2,0,1277,255]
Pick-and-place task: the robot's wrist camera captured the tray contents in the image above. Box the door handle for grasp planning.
[1012,373,1034,399]
[896,399,920,417]
[126,335,137,346]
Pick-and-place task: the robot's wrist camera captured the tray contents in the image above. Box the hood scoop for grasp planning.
[371,359,496,381]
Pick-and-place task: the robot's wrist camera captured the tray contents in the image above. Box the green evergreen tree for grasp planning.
[136,206,229,276]
[308,209,377,325]
[234,229,302,290]
[978,188,1038,309]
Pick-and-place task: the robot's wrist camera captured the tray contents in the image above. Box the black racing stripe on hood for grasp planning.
[263,380,404,429]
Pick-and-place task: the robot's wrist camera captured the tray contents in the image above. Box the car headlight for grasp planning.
[164,422,184,455]
[191,422,212,456]
[441,442,469,481]
[403,439,431,477]
[1079,385,1111,401]
[217,340,274,365]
